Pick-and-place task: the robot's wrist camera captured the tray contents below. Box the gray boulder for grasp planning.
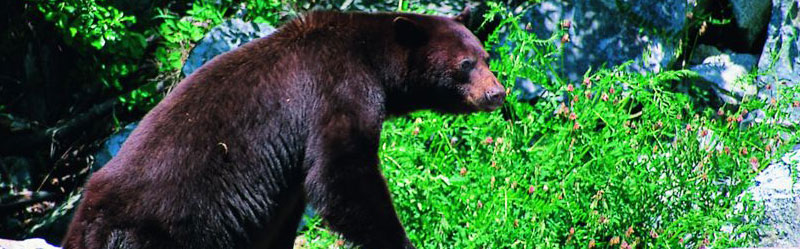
[182,19,275,77]
[513,77,569,106]
[0,238,59,249]
[730,0,772,49]
[521,0,688,82]
[92,122,138,171]
[787,105,800,126]
[718,11,800,243]
[756,0,800,99]
[514,77,548,102]
[689,45,759,105]
[750,149,800,247]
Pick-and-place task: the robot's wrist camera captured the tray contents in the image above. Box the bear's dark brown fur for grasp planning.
[63,9,503,249]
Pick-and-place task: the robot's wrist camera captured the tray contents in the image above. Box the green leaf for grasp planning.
[44,12,56,21]
[91,37,106,49]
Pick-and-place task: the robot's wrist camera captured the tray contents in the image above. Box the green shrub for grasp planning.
[35,0,148,91]
[298,2,799,248]
[34,0,290,112]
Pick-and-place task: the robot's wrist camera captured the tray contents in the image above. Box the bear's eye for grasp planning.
[459,59,476,72]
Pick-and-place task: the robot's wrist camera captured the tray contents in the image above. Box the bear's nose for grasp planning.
[485,86,506,102]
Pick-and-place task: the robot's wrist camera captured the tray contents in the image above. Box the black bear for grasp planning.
[63,9,504,249]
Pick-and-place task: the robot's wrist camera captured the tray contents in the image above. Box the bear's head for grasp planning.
[391,8,505,114]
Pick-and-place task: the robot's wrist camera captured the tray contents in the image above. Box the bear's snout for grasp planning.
[481,84,505,111]
[476,77,505,111]
[484,86,505,104]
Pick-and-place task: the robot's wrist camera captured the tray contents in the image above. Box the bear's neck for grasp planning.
[276,11,430,116]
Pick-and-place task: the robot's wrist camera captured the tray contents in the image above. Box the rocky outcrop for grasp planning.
[511,0,697,103]
[0,238,59,249]
[747,3,800,246]
[182,19,275,77]
[756,0,800,100]
[521,0,689,82]
[750,149,800,247]
[730,0,772,49]
[689,45,759,105]
[92,122,138,171]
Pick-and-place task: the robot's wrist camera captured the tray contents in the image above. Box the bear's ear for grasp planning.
[454,6,471,24]
[393,16,428,47]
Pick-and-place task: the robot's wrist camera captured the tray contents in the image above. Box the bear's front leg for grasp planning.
[304,115,415,249]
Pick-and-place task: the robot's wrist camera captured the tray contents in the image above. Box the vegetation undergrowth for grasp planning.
[297,2,799,249]
[33,0,286,113]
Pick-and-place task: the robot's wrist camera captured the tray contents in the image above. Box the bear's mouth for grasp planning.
[460,94,504,113]
[474,89,505,111]
[477,98,504,112]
